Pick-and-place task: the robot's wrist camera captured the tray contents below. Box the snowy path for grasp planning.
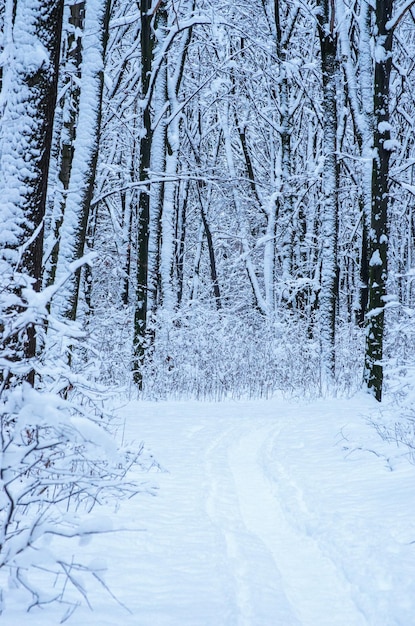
[202,417,367,626]
[227,425,365,626]
[2,396,415,625]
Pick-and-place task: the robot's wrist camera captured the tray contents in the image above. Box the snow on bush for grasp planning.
[0,272,156,614]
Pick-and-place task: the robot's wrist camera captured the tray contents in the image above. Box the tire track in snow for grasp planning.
[228,423,367,626]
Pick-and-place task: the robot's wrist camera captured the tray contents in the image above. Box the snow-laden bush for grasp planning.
[0,384,146,604]
[384,305,415,401]
[362,305,415,462]
[0,272,155,614]
[138,304,363,400]
[83,303,133,388]
[83,290,364,400]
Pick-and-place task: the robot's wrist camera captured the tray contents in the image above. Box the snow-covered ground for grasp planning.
[1,393,415,625]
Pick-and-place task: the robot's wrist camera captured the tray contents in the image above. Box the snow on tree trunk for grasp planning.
[160,11,194,315]
[337,0,373,327]
[133,0,154,386]
[147,5,168,321]
[43,1,84,292]
[317,0,339,383]
[274,0,295,290]
[0,0,64,384]
[357,1,374,327]
[221,101,267,314]
[363,0,394,402]
[50,0,109,325]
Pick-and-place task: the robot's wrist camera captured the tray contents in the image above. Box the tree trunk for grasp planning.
[44,1,84,291]
[317,0,339,383]
[147,5,168,319]
[133,0,156,385]
[0,0,64,385]
[274,0,295,288]
[51,0,110,325]
[337,0,373,328]
[363,0,394,401]
[159,10,194,314]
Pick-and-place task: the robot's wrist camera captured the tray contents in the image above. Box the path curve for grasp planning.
[226,422,367,626]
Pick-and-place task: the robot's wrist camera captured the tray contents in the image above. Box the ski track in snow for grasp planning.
[204,418,366,626]
[227,425,365,626]
[90,401,368,625]
[1,397,414,625]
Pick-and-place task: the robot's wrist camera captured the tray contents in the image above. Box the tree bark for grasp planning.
[0,0,64,385]
[363,0,394,401]
[317,0,339,382]
[44,2,84,291]
[51,0,110,325]
[133,0,156,385]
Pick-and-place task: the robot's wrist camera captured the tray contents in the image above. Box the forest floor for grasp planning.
[2,393,415,625]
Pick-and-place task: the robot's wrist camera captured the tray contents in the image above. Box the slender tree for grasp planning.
[316,0,339,383]
[133,0,155,384]
[363,0,394,401]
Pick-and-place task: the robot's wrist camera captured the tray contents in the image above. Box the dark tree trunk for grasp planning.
[45,2,84,291]
[363,0,394,401]
[47,0,111,330]
[133,0,155,386]
[200,205,222,310]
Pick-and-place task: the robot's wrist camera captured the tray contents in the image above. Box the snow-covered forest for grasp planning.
[1,0,415,622]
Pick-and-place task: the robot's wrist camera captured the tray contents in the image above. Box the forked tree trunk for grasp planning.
[337,0,373,328]
[51,0,110,325]
[44,1,84,291]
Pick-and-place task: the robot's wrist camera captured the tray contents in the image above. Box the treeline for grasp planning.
[1,0,415,401]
